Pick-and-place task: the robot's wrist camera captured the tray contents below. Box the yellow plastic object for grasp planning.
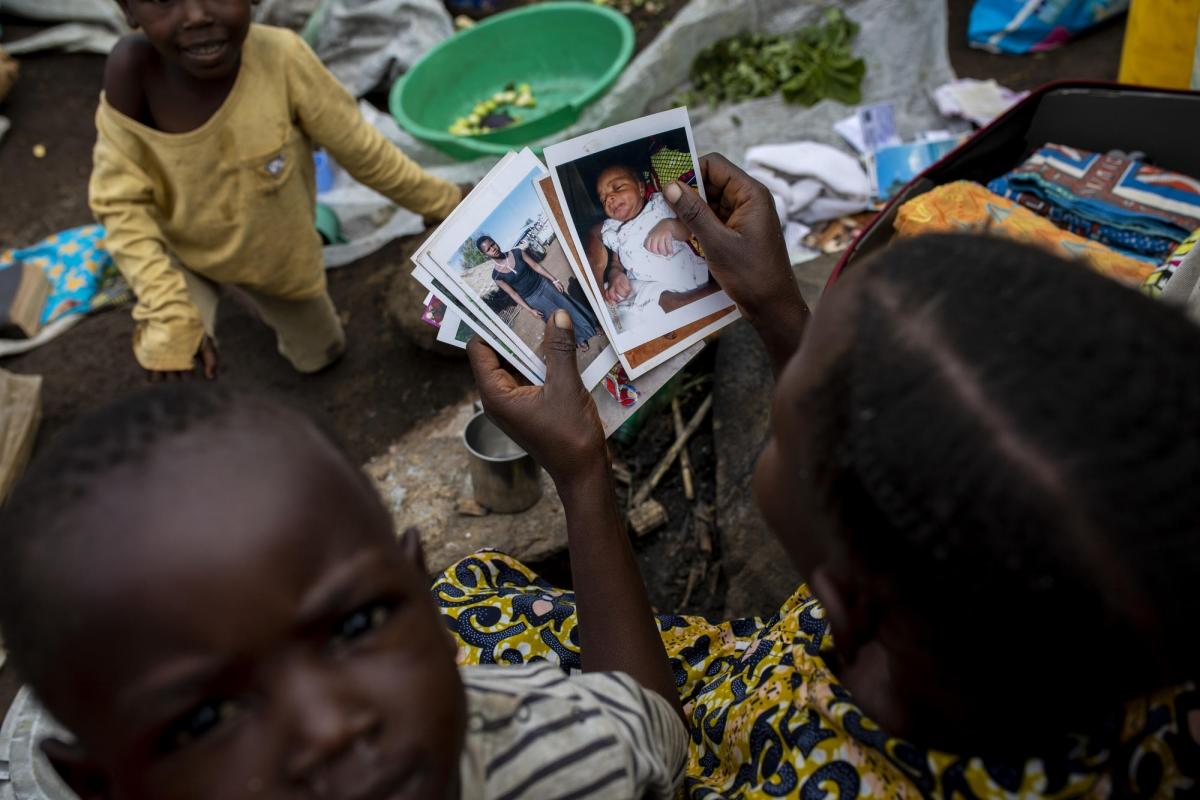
[1118,0,1200,89]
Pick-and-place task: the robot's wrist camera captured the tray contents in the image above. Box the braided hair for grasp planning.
[810,234,1200,695]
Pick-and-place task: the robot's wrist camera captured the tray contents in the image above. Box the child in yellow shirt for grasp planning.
[91,0,465,378]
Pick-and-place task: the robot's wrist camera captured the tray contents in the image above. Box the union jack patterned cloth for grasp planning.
[988,143,1200,262]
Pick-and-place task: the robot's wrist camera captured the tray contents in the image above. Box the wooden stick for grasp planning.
[680,561,706,608]
[628,498,668,536]
[630,394,713,508]
[672,397,695,502]
[693,504,714,555]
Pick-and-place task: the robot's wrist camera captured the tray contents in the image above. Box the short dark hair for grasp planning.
[809,234,1200,696]
[0,385,351,689]
[475,235,497,253]
[594,162,643,191]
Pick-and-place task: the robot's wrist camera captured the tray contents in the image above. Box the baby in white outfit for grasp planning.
[595,164,709,331]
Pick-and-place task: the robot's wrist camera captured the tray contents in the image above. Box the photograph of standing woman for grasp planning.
[447,163,610,377]
[476,234,598,352]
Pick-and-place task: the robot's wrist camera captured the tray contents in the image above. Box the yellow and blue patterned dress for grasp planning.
[434,551,1198,799]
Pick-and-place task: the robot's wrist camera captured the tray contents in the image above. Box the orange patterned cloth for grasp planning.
[895,181,1157,285]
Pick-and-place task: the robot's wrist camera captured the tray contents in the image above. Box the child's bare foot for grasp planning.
[578,340,590,353]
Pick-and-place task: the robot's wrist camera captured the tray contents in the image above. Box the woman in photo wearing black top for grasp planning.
[477,235,599,352]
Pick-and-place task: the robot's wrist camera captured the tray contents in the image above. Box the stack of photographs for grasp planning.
[413,108,739,436]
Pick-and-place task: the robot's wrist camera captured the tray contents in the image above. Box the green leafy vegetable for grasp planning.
[682,9,866,108]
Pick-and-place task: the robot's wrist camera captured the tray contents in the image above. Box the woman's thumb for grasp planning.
[665,180,723,244]
[543,310,581,385]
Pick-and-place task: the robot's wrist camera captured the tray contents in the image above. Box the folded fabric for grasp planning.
[0,224,125,325]
[988,144,1200,261]
[1154,229,1200,324]
[895,181,1157,286]
[745,142,872,226]
[1141,227,1200,298]
[968,0,1130,55]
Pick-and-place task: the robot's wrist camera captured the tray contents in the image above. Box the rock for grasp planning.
[364,399,567,573]
[382,234,468,357]
[455,497,489,517]
[713,320,800,619]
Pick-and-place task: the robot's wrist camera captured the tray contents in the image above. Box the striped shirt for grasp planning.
[459,662,688,800]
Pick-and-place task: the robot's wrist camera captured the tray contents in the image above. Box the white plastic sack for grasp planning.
[0,0,127,54]
[307,0,453,98]
[320,102,426,269]
[0,0,126,29]
[3,23,119,55]
[255,0,322,31]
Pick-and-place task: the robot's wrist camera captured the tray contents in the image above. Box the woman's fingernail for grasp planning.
[665,182,682,203]
[554,309,571,328]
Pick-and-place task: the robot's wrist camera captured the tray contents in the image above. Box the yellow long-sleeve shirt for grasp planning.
[89,24,461,371]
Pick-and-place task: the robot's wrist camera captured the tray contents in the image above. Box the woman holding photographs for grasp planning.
[478,234,599,352]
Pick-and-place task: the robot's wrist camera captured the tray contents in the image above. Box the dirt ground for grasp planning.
[0,0,1125,709]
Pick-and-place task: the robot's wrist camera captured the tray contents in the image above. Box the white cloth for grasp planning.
[459,662,687,800]
[600,192,708,333]
[932,78,1028,127]
[601,193,708,292]
[745,142,873,226]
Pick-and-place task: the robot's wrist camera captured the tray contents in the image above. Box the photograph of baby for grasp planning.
[424,151,616,388]
[545,108,736,353]
[537,175,738,378]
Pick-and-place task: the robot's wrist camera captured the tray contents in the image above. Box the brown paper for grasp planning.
[0,368,43,503]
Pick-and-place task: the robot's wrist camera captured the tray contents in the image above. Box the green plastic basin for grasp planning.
[389,2,634,161]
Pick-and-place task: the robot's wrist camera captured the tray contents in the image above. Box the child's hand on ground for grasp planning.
[468,310,606,486]
[663,153,809,371]
[145,336,218,382]
[644,219,688,256]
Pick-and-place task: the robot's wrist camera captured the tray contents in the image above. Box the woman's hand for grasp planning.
[644,219,687,257]
[551,277,566,293]
[468,310,606,486]
[663,154,809,373]
[524,306,546,320]
[471,311,685,725]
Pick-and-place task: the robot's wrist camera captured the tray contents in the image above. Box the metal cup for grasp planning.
[462,410,543,513]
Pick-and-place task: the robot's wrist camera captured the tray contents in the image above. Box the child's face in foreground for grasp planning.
[596,165,646,223]
[118,0,253,79]
[38,419,465,800]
